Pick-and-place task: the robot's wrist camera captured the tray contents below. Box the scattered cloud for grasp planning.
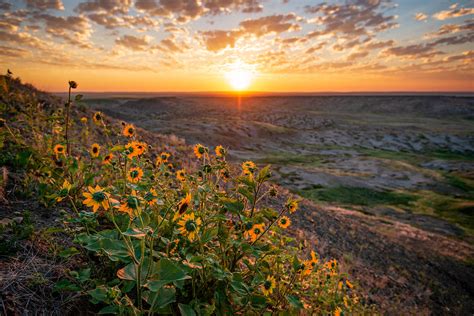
[115,34,152,51]
[414,12,427,21]
[25,0,64,11]
[433,4,474,20]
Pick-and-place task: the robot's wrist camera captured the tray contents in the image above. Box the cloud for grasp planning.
[0,45,28,57]
[239,13,301,36]
[305,0,398,40]
[0,1,11,11]
[414,12,427,21]
[201,30,240,51]
[25,0,64,10]
[34,13,93,48]
[305,41,326,54]
[87,13,159,30]
[433,4,474,20]
[202,13,301,51]
[135,0,264,23]
[115,34,151,51]
[382,43,441,59]
[75,0,132,14]
[346,50,369,60]
[427,19,474,37]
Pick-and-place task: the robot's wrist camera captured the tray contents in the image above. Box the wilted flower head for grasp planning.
[68,81,78,89]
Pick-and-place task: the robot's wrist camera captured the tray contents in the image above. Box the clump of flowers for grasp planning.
[3,79,366,315]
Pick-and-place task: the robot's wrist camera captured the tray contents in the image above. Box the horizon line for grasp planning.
[50,90,474,96]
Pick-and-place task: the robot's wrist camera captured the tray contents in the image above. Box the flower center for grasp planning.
[130,170,139,178]
[254,228,261,234]
[264,281,272,290]
[128,128,134,134]
[185,220,197,232]
[92,191,105,202]
[93,147,98,153]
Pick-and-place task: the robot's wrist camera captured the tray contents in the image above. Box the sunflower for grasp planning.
[242,161,256,175]
[278,216,291,229]
[287,200,299,213]
[118,192,140,218]
[83,185,110,212]
[174,193,192,220]
[90,143,100,158]
[215,145,225,157]
[92,111,103,124]
[53,144,65,157]
[80,117,88,124]
[177,212,201,241]
[133,141,147,156]
[261,275,276,296]
[56,180,72,202]
[302,250,319,275]
[144,188,158,205]
[193,144,206,159]
[334,307,342,316]
[127,167,143,183]
[122,124,135,137]
[125,142,138,159]
[245,223,265,242]
[103,153,114,165]
[156,152,170,165]
[176,169,186,181]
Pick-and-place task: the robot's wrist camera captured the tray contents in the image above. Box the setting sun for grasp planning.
[225,63,254,91]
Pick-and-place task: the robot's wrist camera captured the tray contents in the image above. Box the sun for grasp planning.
[225,62,254,91]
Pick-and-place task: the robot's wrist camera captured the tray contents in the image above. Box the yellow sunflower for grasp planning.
[122,124,135,137]
[103,153,114,165]
[92,111,103,124]
[334,307,342,316]
[302,250,319,275]
[133,141,147,156]
[278,216,291,229]
[193,144,206,159]
[90,143,100,158]
[261,275,276,296]
[144,188,158,205]
[287,200,299,213]
[118,192,140,218]
[83,185,110,212]
[215,145,225,157]
[245,223,265,242]
[53,144,65,157]
[80,117,88,124]
[174,193,192,220]
[156,152,170,165]
[127,167,143,183]
[56,180,72,202]
[177,212,201,241]
[242,161,256,175]
[176,169,186,182]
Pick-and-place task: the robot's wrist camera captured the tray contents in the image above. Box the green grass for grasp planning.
[358,147,474,163]
[297,186,417,207]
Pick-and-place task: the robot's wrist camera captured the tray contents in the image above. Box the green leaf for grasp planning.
[201,227,218,243]
[98,305,119,314]
[221,198,244,214]
[59,247,80,258]
[54,279,80,292]
[178,303,196,316]
[89,286,109,303]
[145,258,190,291]
[257,165,271,181]
[122,227,146,239]
[143,287,176,310]
[286,295,304,309]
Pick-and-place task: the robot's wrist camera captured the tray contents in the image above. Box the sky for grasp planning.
[0,0,473,92]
